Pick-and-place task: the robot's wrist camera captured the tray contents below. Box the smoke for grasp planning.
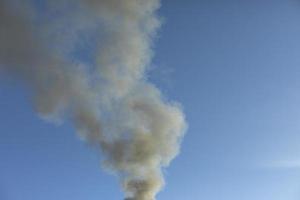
[0,0,187,199]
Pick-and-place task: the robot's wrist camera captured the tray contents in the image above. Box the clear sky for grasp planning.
[2,0,300,200]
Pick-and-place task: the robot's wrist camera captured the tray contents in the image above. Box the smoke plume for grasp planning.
[0,0,187,199]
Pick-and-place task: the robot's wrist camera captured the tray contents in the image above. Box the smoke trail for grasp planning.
[0,0,187,199]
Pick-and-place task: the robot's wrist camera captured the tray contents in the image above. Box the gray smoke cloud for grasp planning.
[0,0,187,199]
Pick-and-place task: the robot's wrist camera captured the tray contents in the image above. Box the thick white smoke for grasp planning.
[0,0,187,199]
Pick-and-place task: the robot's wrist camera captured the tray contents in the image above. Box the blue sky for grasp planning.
[2,0,300,200]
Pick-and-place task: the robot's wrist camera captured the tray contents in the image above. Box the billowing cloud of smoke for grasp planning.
[0,0,187,199]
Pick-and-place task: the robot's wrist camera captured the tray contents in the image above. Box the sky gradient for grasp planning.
[2,0,300,200]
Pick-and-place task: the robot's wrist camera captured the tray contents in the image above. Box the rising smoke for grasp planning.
[0,0,187,199]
